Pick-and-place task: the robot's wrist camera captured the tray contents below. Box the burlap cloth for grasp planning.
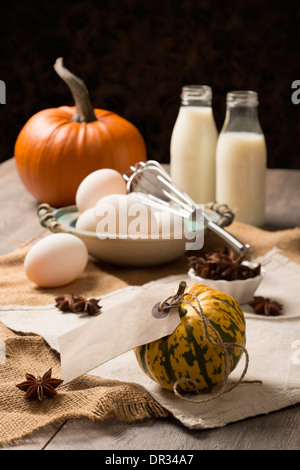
[0,221,299,444]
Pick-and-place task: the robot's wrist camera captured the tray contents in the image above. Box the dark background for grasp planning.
[0,0,299,168]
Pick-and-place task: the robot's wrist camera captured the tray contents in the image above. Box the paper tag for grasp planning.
[58,283,181,383]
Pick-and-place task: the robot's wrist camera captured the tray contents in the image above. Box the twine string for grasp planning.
[159,291,261,403]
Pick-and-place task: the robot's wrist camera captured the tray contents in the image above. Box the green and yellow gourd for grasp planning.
[134,282,246,393]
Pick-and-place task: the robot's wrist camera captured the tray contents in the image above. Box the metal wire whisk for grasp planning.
[123,160,252,257]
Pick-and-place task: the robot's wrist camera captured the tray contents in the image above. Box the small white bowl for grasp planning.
[188,261,265,305]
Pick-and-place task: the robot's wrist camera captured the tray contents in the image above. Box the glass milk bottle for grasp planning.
[170,85,218,204]
[216,90,267,226]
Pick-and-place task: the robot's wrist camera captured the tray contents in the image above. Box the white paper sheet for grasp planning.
[59,282,182,382]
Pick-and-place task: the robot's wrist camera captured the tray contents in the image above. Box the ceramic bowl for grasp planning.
[188,261,265,305]
[38,203,232,267]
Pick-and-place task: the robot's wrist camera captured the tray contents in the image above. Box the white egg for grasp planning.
[76,168,127,213]
[24,233,88,287]
[76,208,97,232]
[95,193,159,238]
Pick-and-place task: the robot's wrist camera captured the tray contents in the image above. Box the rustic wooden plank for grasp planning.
[43,404,300,450]
[0,159,47,255]
[265,169,300,229]
[2,402,299,450]
[0,160,299,253]
[0,420,67,450]
[0,158,299,450]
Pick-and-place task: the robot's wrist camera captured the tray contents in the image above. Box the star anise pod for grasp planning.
[73,297,101,316]
[188,255,213,278]
[55,293,101,315]
[249,296,283,316]
[55,293,82,312]
[188,246,261,281]
[16,368,63,401]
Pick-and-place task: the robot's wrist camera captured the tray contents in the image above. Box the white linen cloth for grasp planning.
[0,249,299,429]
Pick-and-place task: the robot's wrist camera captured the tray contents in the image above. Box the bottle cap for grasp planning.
[226,90,259,107]
[181,85,212,106]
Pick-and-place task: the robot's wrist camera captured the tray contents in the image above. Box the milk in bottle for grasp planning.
[216,91,267,226]
[170,85,218,204]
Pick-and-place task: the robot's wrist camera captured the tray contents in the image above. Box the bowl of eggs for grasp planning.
[38,168,234,267]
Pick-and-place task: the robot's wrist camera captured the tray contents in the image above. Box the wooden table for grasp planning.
[0,158,300,451]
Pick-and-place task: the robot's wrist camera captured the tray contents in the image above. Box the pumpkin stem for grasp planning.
[54,57,97,123]
[175,281,188,317]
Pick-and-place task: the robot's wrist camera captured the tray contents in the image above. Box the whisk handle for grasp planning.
[206,219,253,258]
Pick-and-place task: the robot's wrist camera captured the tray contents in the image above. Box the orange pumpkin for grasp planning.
[14,58,147,207]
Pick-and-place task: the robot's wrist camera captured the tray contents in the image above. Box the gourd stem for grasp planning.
[175,281,187,298]
[54,57,97,123]
[175,281,188,317]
